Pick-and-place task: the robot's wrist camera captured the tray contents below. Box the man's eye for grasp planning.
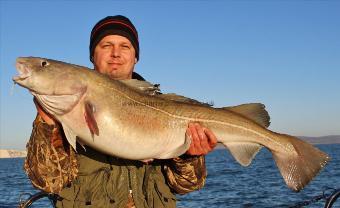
[122,45,130,49]
[102,44,110,48]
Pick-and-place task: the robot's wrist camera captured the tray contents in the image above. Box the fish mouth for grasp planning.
[12,61,32,82]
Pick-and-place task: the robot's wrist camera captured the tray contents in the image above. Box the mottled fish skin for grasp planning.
[13,57,330,192]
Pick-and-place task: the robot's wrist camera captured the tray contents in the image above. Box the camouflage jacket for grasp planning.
[25,115,206,208]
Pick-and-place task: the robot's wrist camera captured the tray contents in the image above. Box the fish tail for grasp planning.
[272,134,330,192]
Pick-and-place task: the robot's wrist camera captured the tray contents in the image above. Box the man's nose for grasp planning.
[110,46,121,57]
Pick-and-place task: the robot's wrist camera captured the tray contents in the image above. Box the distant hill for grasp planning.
[214,135,340,149]
[0,149,27,158]
[298,135,340,144]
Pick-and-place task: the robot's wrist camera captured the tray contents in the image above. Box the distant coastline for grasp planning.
[298,135,340,144]
[214,135,340,149]
[0,149,27,158]
[1,135,339,158]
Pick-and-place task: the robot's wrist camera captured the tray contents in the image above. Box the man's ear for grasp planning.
[135,58,138,64]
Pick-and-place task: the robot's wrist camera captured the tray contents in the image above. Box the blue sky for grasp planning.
[1,1,339,149]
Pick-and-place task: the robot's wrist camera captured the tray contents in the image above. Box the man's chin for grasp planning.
[108,72,124,80]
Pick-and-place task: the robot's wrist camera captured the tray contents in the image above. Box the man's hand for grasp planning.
[185,123,218,156]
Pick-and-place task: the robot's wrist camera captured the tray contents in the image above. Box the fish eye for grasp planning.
[41,60,49,67]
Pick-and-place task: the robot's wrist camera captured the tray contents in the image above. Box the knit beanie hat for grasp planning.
[89,15,139,62]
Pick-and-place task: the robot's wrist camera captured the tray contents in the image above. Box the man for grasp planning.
[25,15,217,208]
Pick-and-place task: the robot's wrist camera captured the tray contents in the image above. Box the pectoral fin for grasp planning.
[158,93,213,106]
[224,142,263,166]
[61,123,77,151]
[84,101,99,137]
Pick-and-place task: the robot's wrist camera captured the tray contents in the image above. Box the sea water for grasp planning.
[0,144,339,208]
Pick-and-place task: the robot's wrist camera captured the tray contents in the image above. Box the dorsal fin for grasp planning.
[118,79,161,95]
[221,103,270,128]
[119,79,213,106]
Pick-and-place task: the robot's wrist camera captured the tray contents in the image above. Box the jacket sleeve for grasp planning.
[164,154,207,195]
[24,114,78,194]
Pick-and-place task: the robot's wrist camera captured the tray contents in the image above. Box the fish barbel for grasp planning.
[13,57,330,192]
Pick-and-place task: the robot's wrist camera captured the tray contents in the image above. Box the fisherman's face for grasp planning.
[93,35,137,80]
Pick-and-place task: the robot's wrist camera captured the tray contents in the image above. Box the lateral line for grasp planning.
[97,82,289,151]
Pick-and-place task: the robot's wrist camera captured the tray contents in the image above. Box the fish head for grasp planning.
[13,57,87,95]
[13,57,88,115]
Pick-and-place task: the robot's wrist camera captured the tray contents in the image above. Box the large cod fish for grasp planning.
[13,57,329,192]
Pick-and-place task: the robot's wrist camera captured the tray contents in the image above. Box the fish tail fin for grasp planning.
[272,134,330,192]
